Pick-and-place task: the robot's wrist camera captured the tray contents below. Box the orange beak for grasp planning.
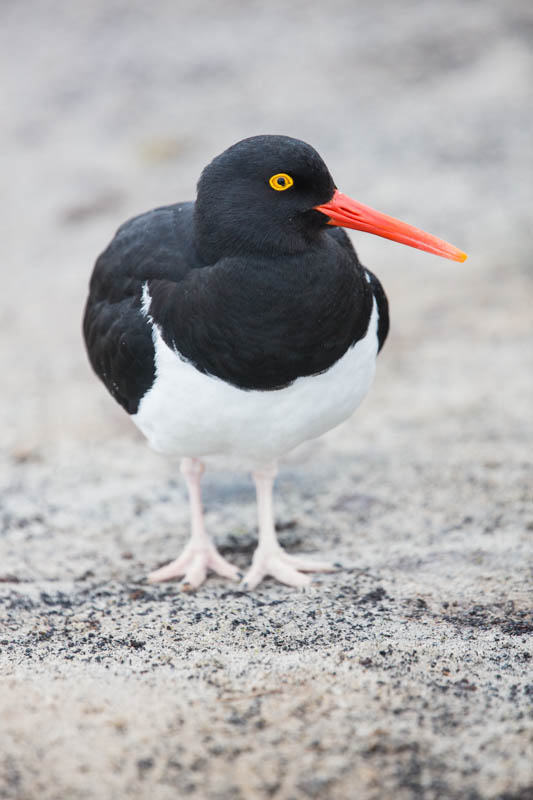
[314,190,467,263]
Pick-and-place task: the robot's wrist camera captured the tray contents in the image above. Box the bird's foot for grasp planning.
[240,546,337,590]
[148,542,241,591]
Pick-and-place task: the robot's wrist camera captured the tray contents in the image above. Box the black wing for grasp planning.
[83,202,197,414]
[326,227,389,352]
[146,232,374,391]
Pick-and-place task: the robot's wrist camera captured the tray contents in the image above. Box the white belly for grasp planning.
[133,300,378,465]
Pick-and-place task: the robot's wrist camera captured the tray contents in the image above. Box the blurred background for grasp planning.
[1,0,531,452]
[1,3,532,798]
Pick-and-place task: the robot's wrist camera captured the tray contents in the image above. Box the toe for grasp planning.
[239,565,263,591]
[179,553,208,591]
[240,558,312,590]
[148,539,242,587]
[148,557,187,583]
[282,555,338,573]
[269,560,311,588]
[208,551,241,581]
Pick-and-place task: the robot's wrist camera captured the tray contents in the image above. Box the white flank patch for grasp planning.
[140,281,152,319]
[133,294,379,465]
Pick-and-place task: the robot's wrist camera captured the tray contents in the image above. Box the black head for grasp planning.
[194,135,336,262]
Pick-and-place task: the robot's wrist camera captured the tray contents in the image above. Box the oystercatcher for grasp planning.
[83,135,466,590]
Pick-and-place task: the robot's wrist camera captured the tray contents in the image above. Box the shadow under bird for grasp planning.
[83,134,467,590]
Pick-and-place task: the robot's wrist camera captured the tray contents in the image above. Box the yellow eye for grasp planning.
[269,173,294,191]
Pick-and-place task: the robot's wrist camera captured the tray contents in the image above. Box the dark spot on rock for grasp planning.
[76,570,95,581]
[298,777,334,798]
[11,448,42,464]
[359,587,388,604]
[275,519,298,531]
[40,592,73,609]
[501,619,533,636]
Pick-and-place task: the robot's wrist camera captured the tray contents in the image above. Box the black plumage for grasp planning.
[84,135,388,410]
[81,133,468,590]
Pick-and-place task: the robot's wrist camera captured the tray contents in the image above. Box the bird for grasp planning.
[83,134,466,591]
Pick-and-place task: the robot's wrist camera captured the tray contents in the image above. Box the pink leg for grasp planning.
[241,462,336,590]
[148,457,240,590]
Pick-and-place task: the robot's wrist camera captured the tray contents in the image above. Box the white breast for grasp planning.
[133,297,379,465]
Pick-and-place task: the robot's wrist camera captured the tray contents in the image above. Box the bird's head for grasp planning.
[194,135,467,264]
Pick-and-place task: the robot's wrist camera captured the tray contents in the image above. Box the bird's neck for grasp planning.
[193,207,322,265]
